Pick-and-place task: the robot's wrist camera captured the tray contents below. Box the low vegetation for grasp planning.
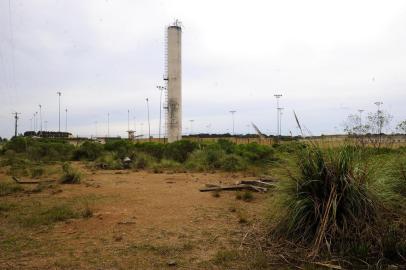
[269,143,406,266]
[0,137,277,174]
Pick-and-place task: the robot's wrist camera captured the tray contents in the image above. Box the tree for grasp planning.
[343,110,393,148]
[396,120,406,134]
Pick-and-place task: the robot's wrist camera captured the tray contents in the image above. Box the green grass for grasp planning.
[270,144,406,263]
[212,249,240,265]
[60,162,82,184]
[0,181,23,196]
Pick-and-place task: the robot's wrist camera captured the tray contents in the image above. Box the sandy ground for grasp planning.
[0,169,269,269]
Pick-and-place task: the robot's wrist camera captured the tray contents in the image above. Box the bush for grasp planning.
[60,163,81,184]
[95,153,123,170]
[73,141,104,161]
[272,145,381,257]
[131,152,156,169]
[104,140,134,158]
[236,143,274,163]
[221,154,246,172]
[133,142,165,160]
[163,140,199,162]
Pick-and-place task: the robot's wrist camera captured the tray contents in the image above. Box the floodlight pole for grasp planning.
[57,92,61,132]
[229,110,236,135]
[274,94,282,138]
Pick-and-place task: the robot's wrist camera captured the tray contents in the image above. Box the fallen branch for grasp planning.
[238,180,276,187]
[12,176,56,184]
[199,184,267,193]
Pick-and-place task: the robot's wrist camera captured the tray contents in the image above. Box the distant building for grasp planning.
[24,131,72,138]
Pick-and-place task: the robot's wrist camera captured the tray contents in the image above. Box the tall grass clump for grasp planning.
[273,145,382,258]
[60,162,81,184]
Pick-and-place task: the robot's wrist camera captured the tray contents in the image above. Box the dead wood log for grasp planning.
[12,176,56,184]
[239,180,276,187]
[199,184,267,193]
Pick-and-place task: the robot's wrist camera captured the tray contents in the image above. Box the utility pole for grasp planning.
[229,110,236,135]
[146,98,151,141]
[12,112,21,137]
[157,85,166,141]
[274,94,282,138]
[57,91,62,132]
[65,108,68,132]
[38,104,42,132]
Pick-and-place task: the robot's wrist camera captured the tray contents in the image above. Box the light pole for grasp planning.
[65,108,68,132]
[157,85,166,141]
[274,94,282,137]
[146,98,151,141]
[278,108,284,136]
[38,104,42,132]
[229,110,236,135]
[57,91,61,132]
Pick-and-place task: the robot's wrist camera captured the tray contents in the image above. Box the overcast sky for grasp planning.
[0,0,405,138]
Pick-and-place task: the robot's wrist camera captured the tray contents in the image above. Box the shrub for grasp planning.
[221,154,246,172]
[133,142,165,160]
[73,141,104,161]
[131,152,156,169]
[217,139,236,154]
[163,140,199,162]
[236,143,274,163]
[272,145,381,257]
[104,140,134,158]
[60,163,81,184]
[95,153,123,170]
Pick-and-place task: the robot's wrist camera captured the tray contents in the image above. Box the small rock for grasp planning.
[167,260,176,266]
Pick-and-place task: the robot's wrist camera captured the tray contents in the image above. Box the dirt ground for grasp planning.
[0,168,271,269]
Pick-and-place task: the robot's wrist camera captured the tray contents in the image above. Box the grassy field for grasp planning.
[0,138,405,269]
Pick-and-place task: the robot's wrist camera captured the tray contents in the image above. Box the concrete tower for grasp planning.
[166,21,182,142]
